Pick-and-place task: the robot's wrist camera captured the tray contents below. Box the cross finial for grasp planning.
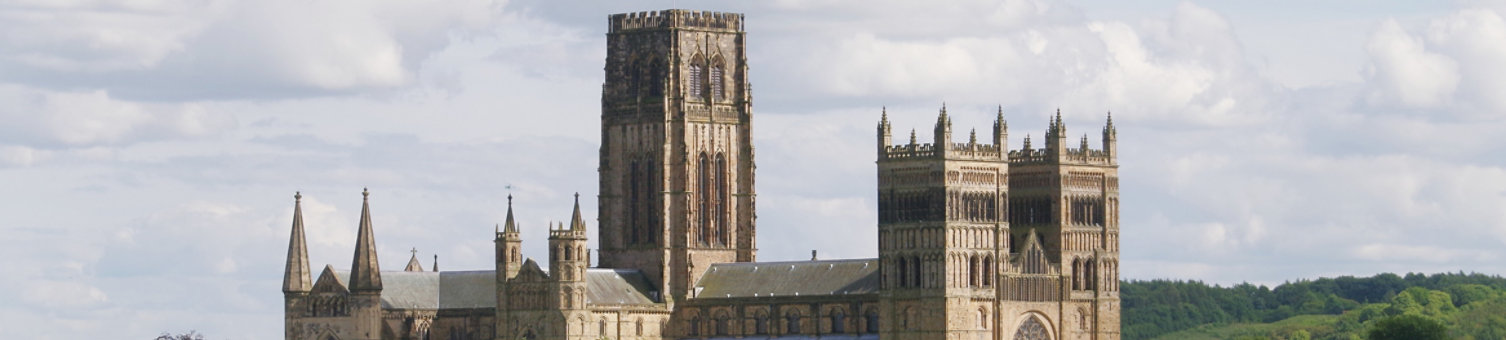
[362,187,369,198]
[295,191,301,202]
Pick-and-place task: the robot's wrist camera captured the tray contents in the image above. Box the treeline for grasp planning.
[1122,272,1506,339]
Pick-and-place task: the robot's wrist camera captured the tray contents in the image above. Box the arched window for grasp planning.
[830,309,846,333]
[1013,316,1050,340]
[688,57,705,98]
[635,319,643,336]
[710,58,725,101]
[785,311,802,334]
[599,319,607,336]
[697,153,711,245]
[715,313,729,335]
[864,309,880,333]
[911,256,922,288]
[754,312,769,335]
[977,309,988,329]
[983,255,993,286]
[628,159,642,245]
[970,255,980,287]
[896,257,908,288]
[714,153,728,246]
[688,315,701,336]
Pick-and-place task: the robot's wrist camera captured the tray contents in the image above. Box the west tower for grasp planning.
[1002,111,1120,340]
[597,10,757,303]
[876,106,1010,340]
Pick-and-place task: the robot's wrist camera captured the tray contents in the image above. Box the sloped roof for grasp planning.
[333,270,497,310]
[438,271,496,309]
[585,269,659,305]
[693,259,879,299]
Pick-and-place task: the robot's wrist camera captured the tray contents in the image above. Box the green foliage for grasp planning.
[1366,314,1447,340]
[1125,272,1506,340]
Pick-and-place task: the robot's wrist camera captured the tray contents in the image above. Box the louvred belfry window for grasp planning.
[710,63,725,101]
[688,63,704,98]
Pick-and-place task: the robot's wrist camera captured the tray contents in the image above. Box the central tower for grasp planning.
[597,10,756,303]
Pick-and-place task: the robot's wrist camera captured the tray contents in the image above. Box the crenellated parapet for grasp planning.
[609,9,744,33]
[877,105,1008,162]
[1007,110,1117,166]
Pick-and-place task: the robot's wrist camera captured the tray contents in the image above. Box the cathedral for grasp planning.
[281,9,1121,340]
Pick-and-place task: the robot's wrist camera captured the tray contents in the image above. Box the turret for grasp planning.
[1047,109,1068,158]
[496,195,523,280]
[933,104,952,153]
[993,106,1008,155]
[549,193,590,282]
[549,193,590,310]
[1103,112,1117,161]
[878,107,892,156]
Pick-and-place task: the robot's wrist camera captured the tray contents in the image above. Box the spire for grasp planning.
[433,254,439,272]
[569,192,586,232]
[1104,111,1117,135]
[909,129,917,145]
[503,194,519,233]
[1023,134,1033,151]
[282,192,311,294]
[969,128,977,145]
[405,247,424,272]
[349,188,382,292]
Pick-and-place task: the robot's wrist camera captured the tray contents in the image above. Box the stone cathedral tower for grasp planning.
[876,106,1010,339]
[597,10,757,303]
[1001,111,1121,339]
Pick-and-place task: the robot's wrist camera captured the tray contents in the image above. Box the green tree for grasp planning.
[1366,314,1446,340]
[1290,329,1312,340]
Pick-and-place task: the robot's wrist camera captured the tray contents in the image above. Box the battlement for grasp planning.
[548,222,587,239]
[880,142,1006,161]
[1008,147,1113,165]
[609,10,744,33]
[878,107,1117,165]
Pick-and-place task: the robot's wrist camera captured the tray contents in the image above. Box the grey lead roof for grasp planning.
[693,258,880,299]
[328,269,658,309]
[334,270,495,310]
[585,269,659,305]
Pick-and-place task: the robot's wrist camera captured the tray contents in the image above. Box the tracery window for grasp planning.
[1013,316,1050,340]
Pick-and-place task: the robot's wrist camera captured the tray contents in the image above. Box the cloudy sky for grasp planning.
[3,0,1505,338]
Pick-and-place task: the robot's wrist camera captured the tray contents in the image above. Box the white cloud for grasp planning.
[0,84,232,148]
[1364,19,1460,109]
[2,1,1506,338]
